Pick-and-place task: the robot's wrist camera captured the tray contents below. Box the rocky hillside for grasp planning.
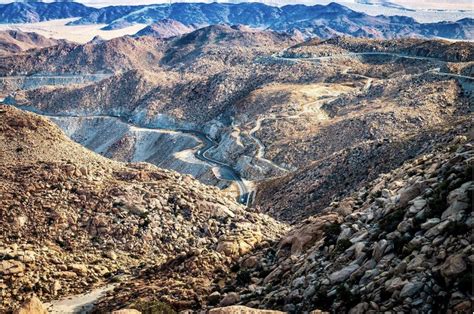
[5,31,473,224]
[135,19,195,39]
[8,25,302,123]
[0,35,166,76]
[288,36,474,62]
[0,30,63,56]
[0,105,286,312]
[0,24,297,77]
[254,72,472,221]
[217,131,473,313]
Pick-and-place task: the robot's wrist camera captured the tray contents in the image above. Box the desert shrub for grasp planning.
[379,208,405,232]
[323,223,342,247]
[236,268,252,285]
[131,300,176,314]
[335,239,352,253]
[445,221,470,236]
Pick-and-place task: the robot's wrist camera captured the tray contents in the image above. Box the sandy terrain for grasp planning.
[0,18,147,44]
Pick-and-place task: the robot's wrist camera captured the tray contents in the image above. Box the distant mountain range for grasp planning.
[0,1,472,39]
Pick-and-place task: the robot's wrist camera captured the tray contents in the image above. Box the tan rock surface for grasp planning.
[13,297,48,314]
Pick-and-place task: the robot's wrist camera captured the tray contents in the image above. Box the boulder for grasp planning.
[420,218,440,230]
[398,182,427,207]
[217,239,253,257]
[329,264,359,284]
[208,291,222,306]
[123,202,148,216]
[279,213,340,255]
[69,263,88,275]
[349,302,369,314]
[385,277,407,292]
[13,297,48,314]
[400,282,423,298]
[219,292,241,307]
[0,260,25,275]
[442,182,472,219]
[440,254,466,279]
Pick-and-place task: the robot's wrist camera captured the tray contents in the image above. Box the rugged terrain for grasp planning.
[5,30,472,218]
[0,105,286,312]
[218,128,473,313]
[0,18,472,314]
[85,122,472,313]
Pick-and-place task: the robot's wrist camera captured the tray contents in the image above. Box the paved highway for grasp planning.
[179,129,253,206]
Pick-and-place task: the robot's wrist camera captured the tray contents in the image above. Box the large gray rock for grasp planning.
[400,282,423,298]
[398,182,427,207]
[385,277,407,292]
[373,239,388,261]
[329,264,359,283]
[421,218,440,230]
[442,182,472,219]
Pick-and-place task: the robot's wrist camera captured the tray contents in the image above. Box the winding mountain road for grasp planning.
[273,51,447,63]
[6,52,471,209]
[272,51,474,82]
[181,129,252,206]
[11,108,253,206]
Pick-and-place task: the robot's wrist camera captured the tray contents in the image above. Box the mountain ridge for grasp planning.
[0,1,472,40]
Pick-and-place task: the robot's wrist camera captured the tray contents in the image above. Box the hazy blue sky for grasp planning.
[1,0,473,10]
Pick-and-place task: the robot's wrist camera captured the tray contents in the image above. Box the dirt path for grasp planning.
[243,83,349,172]
[45,284,116,314]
